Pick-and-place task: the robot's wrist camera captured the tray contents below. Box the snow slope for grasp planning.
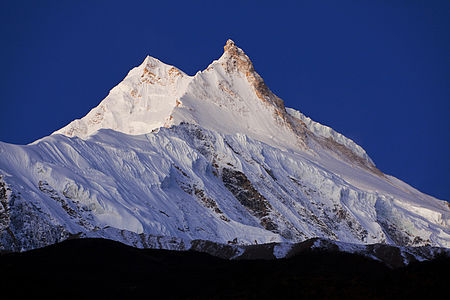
[53,56,191,138]
[1,40,449,253]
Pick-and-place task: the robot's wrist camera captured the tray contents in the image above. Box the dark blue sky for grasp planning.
[1,1,449,200]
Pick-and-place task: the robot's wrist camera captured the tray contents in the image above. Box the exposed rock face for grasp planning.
[222,167,277,232]
[0,181,70,252]
[221,39,309,146]
[222,39,284,108]
[0,177,10,233]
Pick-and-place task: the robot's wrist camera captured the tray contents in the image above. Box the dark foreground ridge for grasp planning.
[1,238,448,299]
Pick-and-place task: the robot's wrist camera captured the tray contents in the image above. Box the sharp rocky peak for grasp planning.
[220,39,255,74]
[217,39,287,111]
[224,39,237,51]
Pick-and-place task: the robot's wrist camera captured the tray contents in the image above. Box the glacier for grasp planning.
[0,39,448,254]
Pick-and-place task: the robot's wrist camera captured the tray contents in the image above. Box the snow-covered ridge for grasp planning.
[52,39,374,169]
[286,108,374,165]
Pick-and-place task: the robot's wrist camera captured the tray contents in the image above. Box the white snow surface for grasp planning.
[1,40,449,253]
[286,108,374,165]
[52,56,191,138]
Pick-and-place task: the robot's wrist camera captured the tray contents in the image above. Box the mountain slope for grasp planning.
[0,40,448,253]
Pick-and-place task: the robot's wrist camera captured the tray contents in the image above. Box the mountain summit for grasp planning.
[0,40,449,254]
[53,39,297,147]
[53,40,372,169]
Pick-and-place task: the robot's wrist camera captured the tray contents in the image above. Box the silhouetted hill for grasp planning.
[1,238,448,299]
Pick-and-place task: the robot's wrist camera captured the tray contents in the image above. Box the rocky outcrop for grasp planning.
[0,176,10,234]
[222,167,278,232]
[0,185,69,252]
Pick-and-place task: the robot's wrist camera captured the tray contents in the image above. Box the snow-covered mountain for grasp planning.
[0,40,449,254]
